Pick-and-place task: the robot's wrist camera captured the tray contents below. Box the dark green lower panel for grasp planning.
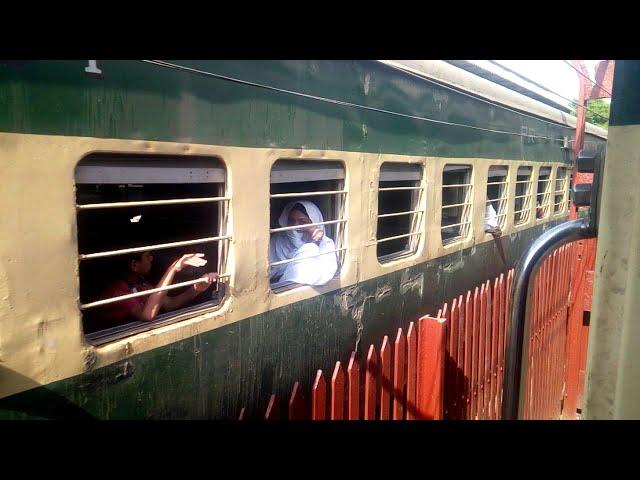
[0,221,562,419]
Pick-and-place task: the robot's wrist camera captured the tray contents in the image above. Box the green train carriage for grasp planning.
[0,60,607,419]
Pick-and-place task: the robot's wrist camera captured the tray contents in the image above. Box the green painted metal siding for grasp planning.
[0,60,588,161]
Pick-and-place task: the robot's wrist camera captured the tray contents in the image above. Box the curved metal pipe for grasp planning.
[502,218,594,420]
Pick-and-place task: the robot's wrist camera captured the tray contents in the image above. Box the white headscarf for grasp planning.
[269,200,338,286]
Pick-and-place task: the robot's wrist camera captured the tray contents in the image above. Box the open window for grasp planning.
[536,166,552,219]
[269,160,346,292]
[442,164,473,245]
[554,166,568,214]
[76,154,230,345]
[514,166,533,225]
[486,165,509,232]
[376,163,424,262]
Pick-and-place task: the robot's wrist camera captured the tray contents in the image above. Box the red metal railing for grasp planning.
[521,244,572,419]
[442,270,514,419]
[239,315,446,420]
[563,237,597,418]
[237,241,592,420]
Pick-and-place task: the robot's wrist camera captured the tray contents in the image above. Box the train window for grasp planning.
[554,167,568,214]
[514,166,533,225]
[486,165,509,232]
[442,164,473,245]
[269,160,346,292]
[536,167,552,219]
[75,154,230,345]
[376,163,424,262]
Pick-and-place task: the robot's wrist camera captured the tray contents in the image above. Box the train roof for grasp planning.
[378,60,608,140]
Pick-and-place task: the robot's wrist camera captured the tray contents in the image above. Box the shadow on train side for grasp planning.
[0,366,96,420]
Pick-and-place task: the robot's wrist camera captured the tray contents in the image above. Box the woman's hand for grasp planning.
[193,272,218,293]
[304,227,324,243]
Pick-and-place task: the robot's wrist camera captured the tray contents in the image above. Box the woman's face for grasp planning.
[288,208,312,233]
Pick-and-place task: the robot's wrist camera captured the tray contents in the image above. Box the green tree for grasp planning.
[569,98,610,129]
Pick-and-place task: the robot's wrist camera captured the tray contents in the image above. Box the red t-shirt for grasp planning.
[99,279,154,327]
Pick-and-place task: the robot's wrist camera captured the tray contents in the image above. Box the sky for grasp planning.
[470,60,608,108]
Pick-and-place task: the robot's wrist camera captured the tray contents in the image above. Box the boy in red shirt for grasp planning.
[98,251,217,328]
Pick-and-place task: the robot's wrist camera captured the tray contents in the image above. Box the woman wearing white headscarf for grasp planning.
[269,200,338,286]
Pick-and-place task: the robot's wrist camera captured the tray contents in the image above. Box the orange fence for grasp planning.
[521,244,572,419]
[563,238,597,418]
[239,316,446,420]
[442,271,514,419]
[238,242,593,420]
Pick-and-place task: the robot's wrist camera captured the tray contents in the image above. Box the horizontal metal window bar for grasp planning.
[514,194,531,199]
[488,195,509,202]
[515,180,533,184]
[378,186,424,192]
[376,231,422,243]
[269,247,347,267]
[270,190,347,198]
[76,196,231,210]
[486,181,508,186]
[270,219,346,233]
[80,274,231,310]
[513,209,531,215]
[441,220,471,230]
[377,209,424,219]
[442,201,473,209]
[79,235,231,260]
[442,183,473,188]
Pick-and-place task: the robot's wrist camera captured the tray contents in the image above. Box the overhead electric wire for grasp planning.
[562,60,612,97]
[141,60,567,142]
[488,60,610,123]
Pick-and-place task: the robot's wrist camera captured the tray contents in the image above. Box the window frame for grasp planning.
[268,159,347,293]
[554,166,569,214]
[486,165,509,232]
[514,165,534,226]
[536,166,553,220]
[74,153,232,346]
[441,164,474,246]
[375,162,425,264]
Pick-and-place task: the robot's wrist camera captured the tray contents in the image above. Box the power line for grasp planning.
[487,61,609,123]
[562,60,612,97]
[142,60,566,142]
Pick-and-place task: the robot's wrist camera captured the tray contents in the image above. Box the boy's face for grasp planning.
[131,251,153,275]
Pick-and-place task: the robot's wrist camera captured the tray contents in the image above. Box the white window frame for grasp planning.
[75,154,232,340]
[536,166,552,219]
[554,166,569,214]
[486,165,509,231]
[376,162,425,263]
[268,159,347,290]
[441,164,473,246]
[514,165,534,226]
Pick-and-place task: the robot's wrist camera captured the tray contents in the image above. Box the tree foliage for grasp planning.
[569,98,610,129]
